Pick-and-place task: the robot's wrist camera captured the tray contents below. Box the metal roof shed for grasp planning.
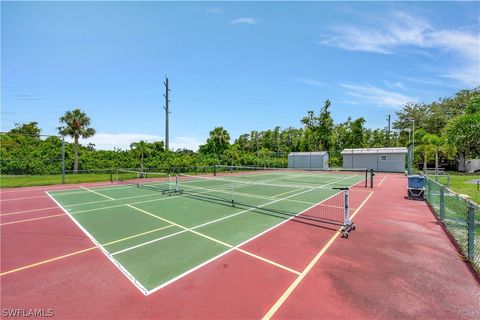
[288,151,329,169]
[341,147,408,172]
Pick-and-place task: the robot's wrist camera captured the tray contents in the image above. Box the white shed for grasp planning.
[288,152,329,169]
[341,147,408,173]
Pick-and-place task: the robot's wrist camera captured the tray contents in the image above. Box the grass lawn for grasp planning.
[0,172,135,188]
[443,172,480,204]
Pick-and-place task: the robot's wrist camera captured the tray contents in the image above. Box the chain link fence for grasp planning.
[425,177,480,273]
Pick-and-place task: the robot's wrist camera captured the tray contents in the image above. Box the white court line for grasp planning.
[124,204,301,275]
[45,190,149,295]
[146,189,344,295]
[43,172,361,295]
[47,183,310,295]
[378,175,388,186]
[261,191,374,320]
[111,187,312,256]
[80,186,115,200]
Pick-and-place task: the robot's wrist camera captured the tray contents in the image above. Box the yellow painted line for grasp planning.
[102,224,175,246]
[1,206,59,216]
[80,186,114,200]
[1,213,66,225]
[0,247,97,276]
[126,204,301,275]
[0,195,48,202]
[378,175,388,186]
[262,191,374,320]
[0,224,175,276]
[236,248,301,275]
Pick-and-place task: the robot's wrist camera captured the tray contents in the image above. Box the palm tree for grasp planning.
[58,109,95,173]
[425,134,442,175]
[130,140,151,173]
[421,134,436,174]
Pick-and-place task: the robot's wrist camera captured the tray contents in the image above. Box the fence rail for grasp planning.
[424,177,480,273]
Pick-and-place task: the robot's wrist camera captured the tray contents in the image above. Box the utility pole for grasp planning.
[386,114,391,147]
[163,76,171,151]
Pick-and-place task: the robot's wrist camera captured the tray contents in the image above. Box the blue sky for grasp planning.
[2,1,479,150]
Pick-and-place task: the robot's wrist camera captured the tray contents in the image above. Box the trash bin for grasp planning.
[408,175,425,188]
[407,175,425,200]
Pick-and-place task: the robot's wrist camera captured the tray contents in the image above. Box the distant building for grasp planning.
[288,152,329,169]
[341,147,408,173]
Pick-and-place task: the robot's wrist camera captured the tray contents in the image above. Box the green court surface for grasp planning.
[47,170,365,295]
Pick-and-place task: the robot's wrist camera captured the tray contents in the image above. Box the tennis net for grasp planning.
[214,165,372,188]
[115,169,179,194]
[177,173,356,237]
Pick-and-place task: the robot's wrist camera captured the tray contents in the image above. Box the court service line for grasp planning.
[0,195,48,202]
[122,204,301,276]
[262,191,374,320]
[80,186,115,200]
[146,188,345,295]
[0,224,176,276]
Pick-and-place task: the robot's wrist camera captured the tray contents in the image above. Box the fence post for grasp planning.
[467,201,475,260]
[427,179,432,203]
[439,186,445,220]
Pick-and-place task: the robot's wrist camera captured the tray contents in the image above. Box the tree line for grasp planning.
[1,87,478,175]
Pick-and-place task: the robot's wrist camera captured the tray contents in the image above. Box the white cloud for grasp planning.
[169,137,204,151]
[320,11,480,87]
[292,78,325,87]
[230,17,258,25]
[71,133,204,151]
[341,84,416,108]
[384,80,405,89]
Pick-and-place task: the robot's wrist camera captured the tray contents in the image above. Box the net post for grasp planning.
[61,136,65,184]
[213,165,217,176]
[175,173,179,193]
[370,169,374,188]
[110,169,113,183]
[467,201,475,260]
[342,188,351,227]
[365,169,368,187]
[231,180,235,207]
[439,186,445,220]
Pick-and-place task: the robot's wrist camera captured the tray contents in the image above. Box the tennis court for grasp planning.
[46,167,369,295]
